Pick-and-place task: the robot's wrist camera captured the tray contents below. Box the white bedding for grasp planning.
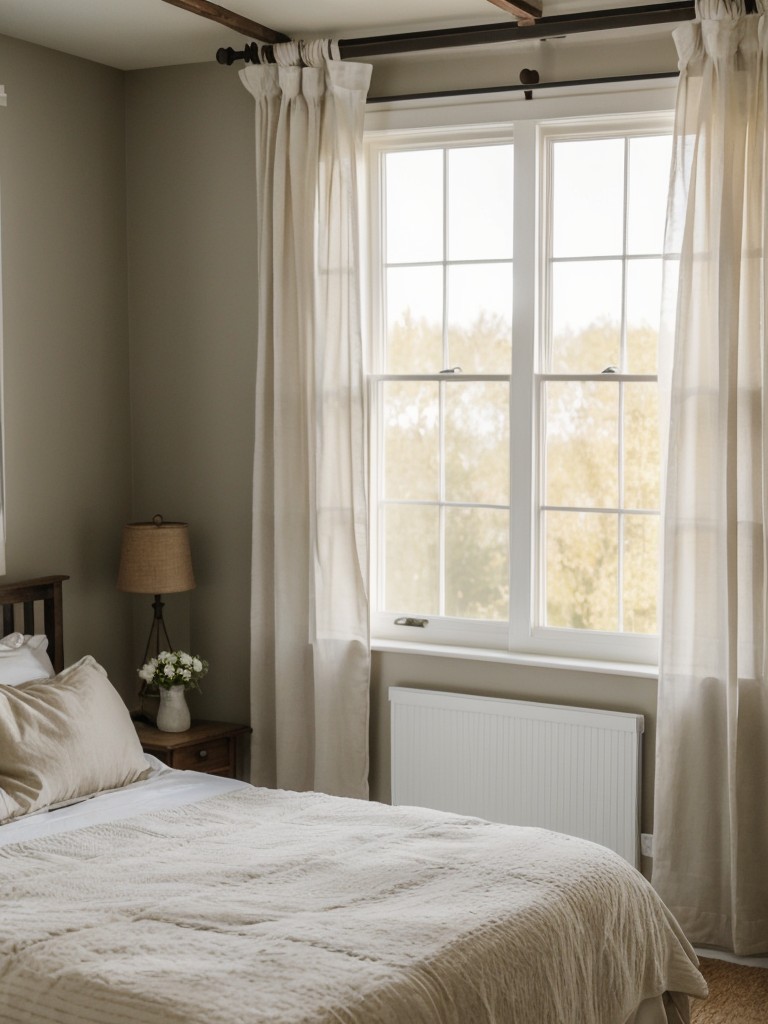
[0,755,246,847]
[0,776,706,1024]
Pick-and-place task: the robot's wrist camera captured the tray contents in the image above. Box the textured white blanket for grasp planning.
[0,787,706,1024]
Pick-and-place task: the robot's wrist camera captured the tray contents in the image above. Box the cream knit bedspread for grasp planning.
[0,786,706,1024]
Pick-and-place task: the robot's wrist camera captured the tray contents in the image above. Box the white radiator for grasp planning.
[390,687,644,866]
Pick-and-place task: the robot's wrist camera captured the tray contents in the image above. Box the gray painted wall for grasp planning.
[125,63,256,725]
[0,34,133,690]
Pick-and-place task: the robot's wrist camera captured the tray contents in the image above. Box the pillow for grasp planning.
[0,656,151,824]
[0,633,55,685]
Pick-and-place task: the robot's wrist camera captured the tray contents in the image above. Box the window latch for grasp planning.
[439,366,462,374]
[394,617,429,628]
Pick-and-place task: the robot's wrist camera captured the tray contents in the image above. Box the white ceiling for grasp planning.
[0,0,683,71]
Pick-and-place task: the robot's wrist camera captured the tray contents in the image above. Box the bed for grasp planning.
[0,577,707,1024]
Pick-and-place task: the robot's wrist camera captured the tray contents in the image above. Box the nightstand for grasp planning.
[134,720,251,779]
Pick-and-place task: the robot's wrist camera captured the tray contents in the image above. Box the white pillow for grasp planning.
[0,656,151,824]
[0,633,55,685]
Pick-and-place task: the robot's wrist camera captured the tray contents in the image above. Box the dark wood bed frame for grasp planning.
[0,575,69,672]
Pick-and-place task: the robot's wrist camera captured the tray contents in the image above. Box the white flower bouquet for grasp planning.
[138,650,209,691]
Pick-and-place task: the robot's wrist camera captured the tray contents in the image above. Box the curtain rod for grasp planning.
[216,2,695,66]
[366,70,679,105]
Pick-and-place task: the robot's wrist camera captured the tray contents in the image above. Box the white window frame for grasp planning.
[365,94,673,668]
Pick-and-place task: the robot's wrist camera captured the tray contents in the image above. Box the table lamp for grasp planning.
[117,513,196,669]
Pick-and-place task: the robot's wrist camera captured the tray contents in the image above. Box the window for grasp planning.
[367,114,672,663]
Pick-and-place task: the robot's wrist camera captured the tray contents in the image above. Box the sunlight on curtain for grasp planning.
[241,46,371,799]
[654,0,768,955]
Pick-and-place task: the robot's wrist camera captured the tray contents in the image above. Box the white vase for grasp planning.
[156,685,191,733]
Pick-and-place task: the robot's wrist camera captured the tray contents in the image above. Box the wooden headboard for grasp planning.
[0,575,69,673]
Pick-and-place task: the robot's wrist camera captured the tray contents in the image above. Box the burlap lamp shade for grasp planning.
[117,515,195,595]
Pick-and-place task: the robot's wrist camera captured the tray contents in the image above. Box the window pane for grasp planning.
[445,382,510,504]
[550,260,622,373]
[448,145,514,261]
[623,514,659,634]
[386,266,443,373]
[544,381,619,509]
[445,507,509,620]
[382,381,439,501]
[447,262,512,373]
[383,504,439,614]
[385,149,443,264]
[626,258,662,374]
[627,135,672,255]
[552,138,625,258]
[623,383,659,510]
[544,511,618,631]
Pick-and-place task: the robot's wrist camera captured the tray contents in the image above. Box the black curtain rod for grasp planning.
[217,2,696,66]
[367,70,680,105]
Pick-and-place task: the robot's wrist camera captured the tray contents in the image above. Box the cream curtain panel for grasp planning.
[654,0,768,954]
[241,45,372,799]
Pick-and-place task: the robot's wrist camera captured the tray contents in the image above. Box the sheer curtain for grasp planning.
[654,0,768,954]
[241,45,372,799]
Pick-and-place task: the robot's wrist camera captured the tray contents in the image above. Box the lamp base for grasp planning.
[143,594,174,663]
[138,595,174,701]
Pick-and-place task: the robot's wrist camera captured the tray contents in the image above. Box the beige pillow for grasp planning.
[0,655,150,824]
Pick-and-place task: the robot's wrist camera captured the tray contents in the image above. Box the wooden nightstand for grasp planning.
[134,720,251,779]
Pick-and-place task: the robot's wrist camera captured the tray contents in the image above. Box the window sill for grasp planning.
[370,637,658,680]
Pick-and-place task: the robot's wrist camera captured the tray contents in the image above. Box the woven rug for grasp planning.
[691,957,768,1023]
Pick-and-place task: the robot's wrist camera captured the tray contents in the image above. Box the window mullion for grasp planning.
[509,120,537,651]
[442,148,450,370]
[621,136,630,373]
[439,149,449,617]
[617,137,630,632]
[618,381,626,633]
[438,381,446,618]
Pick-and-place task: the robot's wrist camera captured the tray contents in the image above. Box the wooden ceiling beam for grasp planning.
[160,0,290,44]
[486,0,543,21]
[340,3,696,60]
